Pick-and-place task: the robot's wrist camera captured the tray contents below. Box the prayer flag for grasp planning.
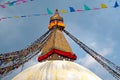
[76,9,84,12]
[114,1,119,8]
[33,14,41,16]
[47,8,53,14]
[93,8,100,10]
[21,0,27,3]
[4,2,9,5]
[9,1,17,6]
[7,17,12,19]
[16,0,22,5]
[60,9,67,14]
[69,7,76,12]
[2,17,7,19]
[101,4,107,8]
[9,2,14,6]
[21,16,27,17]
[16,1,21,5]
[84,4,91,10]
[14,16,19,18]
[0,5,6,8]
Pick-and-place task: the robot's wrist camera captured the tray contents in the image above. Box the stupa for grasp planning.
[12,9,102,80]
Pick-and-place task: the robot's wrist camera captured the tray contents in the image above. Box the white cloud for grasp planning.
[76,47,113,67]
[76,46,115,80]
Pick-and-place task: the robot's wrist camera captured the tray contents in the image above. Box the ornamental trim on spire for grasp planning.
[48,9,65,30]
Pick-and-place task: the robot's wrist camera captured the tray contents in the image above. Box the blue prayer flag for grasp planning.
[69,7,76,12]
[114,1,119,8]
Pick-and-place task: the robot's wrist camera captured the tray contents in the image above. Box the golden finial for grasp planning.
[52,9,59,19]
[48,9,65,29]
[55,9,59,15]
[50,9,62,20]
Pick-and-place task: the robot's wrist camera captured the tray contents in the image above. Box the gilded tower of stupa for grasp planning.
[38,9,77,62]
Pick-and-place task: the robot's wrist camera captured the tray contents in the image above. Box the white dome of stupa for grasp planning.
[12,60,102,80]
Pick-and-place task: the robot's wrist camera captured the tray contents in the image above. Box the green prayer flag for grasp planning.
[47,8,53,15]
[84,4,91,10]
[9,3,14,6]
[9,1,17,6]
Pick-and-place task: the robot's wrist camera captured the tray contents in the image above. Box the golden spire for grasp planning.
[48,9,65,30]
[38,10,77,62]
[38,29,77,62]
[50,9,62,21]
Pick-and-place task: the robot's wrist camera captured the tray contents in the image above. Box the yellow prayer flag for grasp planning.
[14,16,19,18]
[101,4,108,8]
[60,9,67,14]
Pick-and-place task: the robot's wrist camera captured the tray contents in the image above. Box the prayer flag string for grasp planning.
[0,1,119,21]
[0,0,31,8]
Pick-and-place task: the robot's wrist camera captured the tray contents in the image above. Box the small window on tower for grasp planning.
[63,59,66,61]
[58,55,61,59]
[68,58,71,61]
[66,58,68,60]
[49,56,52,58]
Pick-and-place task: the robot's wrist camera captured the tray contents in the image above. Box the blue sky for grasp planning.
[0,0,120,80]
